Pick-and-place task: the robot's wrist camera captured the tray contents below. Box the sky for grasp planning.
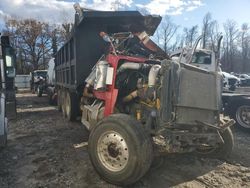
[0,0,250,31]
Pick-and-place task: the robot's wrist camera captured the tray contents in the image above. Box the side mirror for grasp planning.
[99,31,117,56]
[100,32,111,43]
[5,47,16,78]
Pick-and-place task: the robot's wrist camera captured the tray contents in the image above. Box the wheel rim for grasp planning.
[236,105,250,128]
[97,131,129,172]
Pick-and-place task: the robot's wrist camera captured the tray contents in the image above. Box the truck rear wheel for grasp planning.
[235,105,250,130]
[88,114,153,186]
[48,92,53,105]
[65,91,77,121]
[57,89,62,111]
[61,90,67,117]
[196,128,234,160]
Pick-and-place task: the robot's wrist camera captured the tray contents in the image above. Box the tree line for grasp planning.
[1,12,250,74]
[1,17,72,74]
[157,12,250,73]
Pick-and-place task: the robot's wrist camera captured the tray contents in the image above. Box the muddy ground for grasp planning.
[0,91,250,188]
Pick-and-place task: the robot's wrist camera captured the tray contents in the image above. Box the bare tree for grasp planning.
[202,12,212,48]
[61,23,73,41]
[3,18,56,72]
[208,20,221,51]
[60,9,74,41]
[155,16,179,53]
[240,23,250,72]
[183,25,199,47]
[222,19,239,72]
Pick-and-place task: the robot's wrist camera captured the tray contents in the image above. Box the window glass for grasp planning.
[5,48,14,67]
[192,52,211,65]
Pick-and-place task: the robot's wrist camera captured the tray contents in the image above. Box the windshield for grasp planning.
[34,71,47,78]
[192,51,211,65]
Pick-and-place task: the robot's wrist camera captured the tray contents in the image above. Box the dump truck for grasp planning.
[0,34,16,148]
[54,5,234,186]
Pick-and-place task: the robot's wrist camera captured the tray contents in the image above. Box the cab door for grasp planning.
[1,36,16,120]
[0,35,16,147]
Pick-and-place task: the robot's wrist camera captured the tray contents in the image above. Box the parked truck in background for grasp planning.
[30,70,47,97]
[0,34,16,148]
[171,36,250,131]
[222,71,240,91]
[54,5,234,186]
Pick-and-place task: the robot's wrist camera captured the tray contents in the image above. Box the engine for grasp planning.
[80,59,163,130]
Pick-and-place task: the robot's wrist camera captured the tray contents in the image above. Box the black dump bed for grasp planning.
[54,10,161,91]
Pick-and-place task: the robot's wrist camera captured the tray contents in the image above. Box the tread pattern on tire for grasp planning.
[88,113,153,186]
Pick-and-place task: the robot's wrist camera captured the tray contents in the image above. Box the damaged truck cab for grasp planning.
[55,7,234,186]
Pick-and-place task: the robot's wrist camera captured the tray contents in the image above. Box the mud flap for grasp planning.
[81,101,103,130]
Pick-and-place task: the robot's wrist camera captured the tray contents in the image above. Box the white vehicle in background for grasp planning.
[170,36,220,72]
[47,58,55,85]
[46,58,56,105]
[171,35,250,130]
[222,71,240,91]
[171,36,240,91]
[171,48,217,71]
[238,74,250,86]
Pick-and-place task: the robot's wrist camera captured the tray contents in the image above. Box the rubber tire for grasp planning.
[88,114,153,186]
[48,92,55,105]
[57,89,62,111]
[37,86,43,97]
[48,93,53,105]
[196,128,234,160]
[65,91,78,121]
[32,86,36,94]
[61,90,67,117]
[234,103,250,130]
[0,122,7,149]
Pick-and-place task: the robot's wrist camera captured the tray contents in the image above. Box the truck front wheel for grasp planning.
[88,114,153,186]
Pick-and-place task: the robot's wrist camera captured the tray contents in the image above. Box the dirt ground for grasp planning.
[0,91,250,188]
